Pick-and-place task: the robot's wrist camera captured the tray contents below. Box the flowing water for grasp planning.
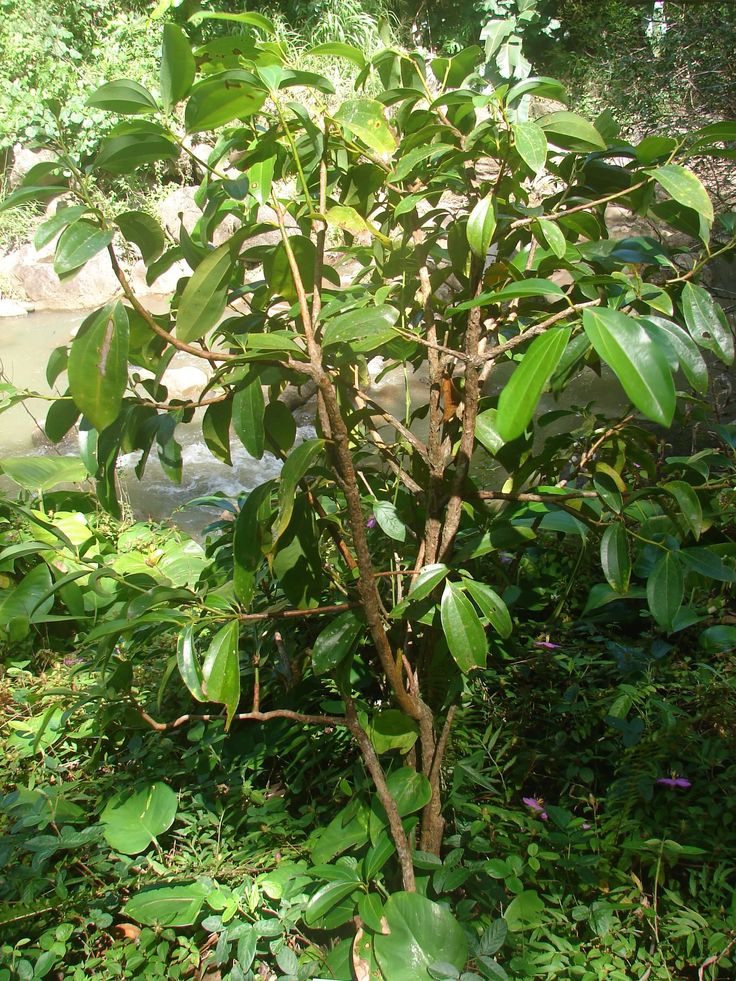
[1,307,637,535]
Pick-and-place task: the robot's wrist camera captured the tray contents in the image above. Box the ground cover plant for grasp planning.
[1,6,736,979]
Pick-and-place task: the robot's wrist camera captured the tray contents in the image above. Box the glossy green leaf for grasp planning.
[176,625,205,701]
[463,579,512,638]
[681,283,734,365]
[264,235,316,304]
[467,194,496,259]
[322,304,399,352]
[87,79,158,114]
[374,892,468,981]
[115,211,165,263]
[34,206,92,251]
[647,164,713,224]
[475,409,505,455]
[272,438,325,545]
[124,883,207,927]
[202,399,232,466]
[367,710,419,754]
[334,99,397,155]
[306,41,366,68]
[95,131,179,174]
[512,121,547,174]
[583,308,675,426]
[0,456,86,491]
[504,889,545,931]
[264,400,296,454]
[640,316,708,394]
[536,111,607,151]
[188,10,275,34]
[680,547,736,583]
[495,327,571,441]
[408,563,450,603]
[391,144,453,182]
[202,621,241,729]
[161,23,196,110]
[451,278,565,313]
[233,481,274,606]
[44,398,80,444]
[176,242,232,342]
[304,874,361,927]
[647,552,683,632]
[54,220,114,278]
[535,218,566,258]
[101,782,177,855]
[0,183,68,215]
[68,303,129,431]
[440,581,488,673]
[185,71,266,133]
[233,378,265,460]
[0,563,53,628]
[664,481,703,540]
[600,523,630,592]
[372,500,407,542]
[312,611,363,676]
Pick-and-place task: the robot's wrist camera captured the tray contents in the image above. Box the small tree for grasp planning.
[3,11,734,973]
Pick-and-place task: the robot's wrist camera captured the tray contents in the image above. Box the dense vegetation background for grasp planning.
[0,2,735,980]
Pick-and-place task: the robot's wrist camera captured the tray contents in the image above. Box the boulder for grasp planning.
[0,298,30,317]
[161,365,210,400]
[1,243,121,310]
[157,185,239,246]
[8,144,56,188]
[130,257,190,297]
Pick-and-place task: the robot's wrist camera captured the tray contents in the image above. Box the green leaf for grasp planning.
[101,782,178,855]
[272,438,325,545]
[391,145,453,182]
[161,24,196,110]
[512,121,547,174]
[640,316,708,394]
[664,481,703,540]
[324,205,389,244]
[367,710,419,754]
[0,563,53,628]
[124,883,207,928]
[176,242,232,342]
[583,308,675,426]
[372,500,407,542]
[374,892,468,981]
[680,547,736,583]
[475,409,505,455]
[264,235,316,304]
[322,304,399,352]
[53,220,114,278]
[115,211,165,263]
[233,480,274,606]
[203,399,232,466]
[334,99,397,155]
[495,327,571,441]
[647,552,683,632]
[44,398,80,444]
[68,303,129,431]
[202,621,241,729]
[306,41,366,69]
[188,10,276,34]
[185,71,266,133]
[681,283,734,365]
[536,111,606,151]
[535,218,566,258]
[440,581,488,673]
[233,378,265,460]
[463,579,512,638]
[600,523,630,592]
[95,130,179,174]
[264,400,296,454]
[0,183,68,215]
[451,278,565,313]
[312,611,363,675]
[177,625,205,701]
[0,456,86,491]
[647,164,713,225]
[305,875,361,927]
[467,194,496,259]
[34,206,92,251]
[504,890,545,932]
[408,564,450,603]
[87,79,158,114]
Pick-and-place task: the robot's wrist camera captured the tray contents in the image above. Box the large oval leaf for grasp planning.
[495,327,571,441]
[681,283,734,365]
[334,99,397,155]
[440,581,488,673]
[600,523,631,593]
[536,111,606,151]
[640,316,708,394]
[647,552,683,632]
[374,892,468,981]
[312,611,363,675]
[185,71,266,133]
[176,242,232,343]
[322,304,399,353]
[68,303,129,432]
[101,782,178,855]
[647,164,713,225]
[0,456,86,492]
[87,79,158,114]
[467,194,496,259]
[54,221,114,278]
[161,23,196,110]
[202,621,241,729]
[512,121,547,174]
[233,378,266,460]
[115,211,165,264]
[124,883,207,927]
[583,308,675,426]
[463,579,513,638]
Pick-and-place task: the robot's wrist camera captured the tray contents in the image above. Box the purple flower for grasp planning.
[522,797,548,820]
[534,641,561,650]
[499,552,514,565]
[582,822,591,830]
[365,516,377,529]
[656,777,691,789]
